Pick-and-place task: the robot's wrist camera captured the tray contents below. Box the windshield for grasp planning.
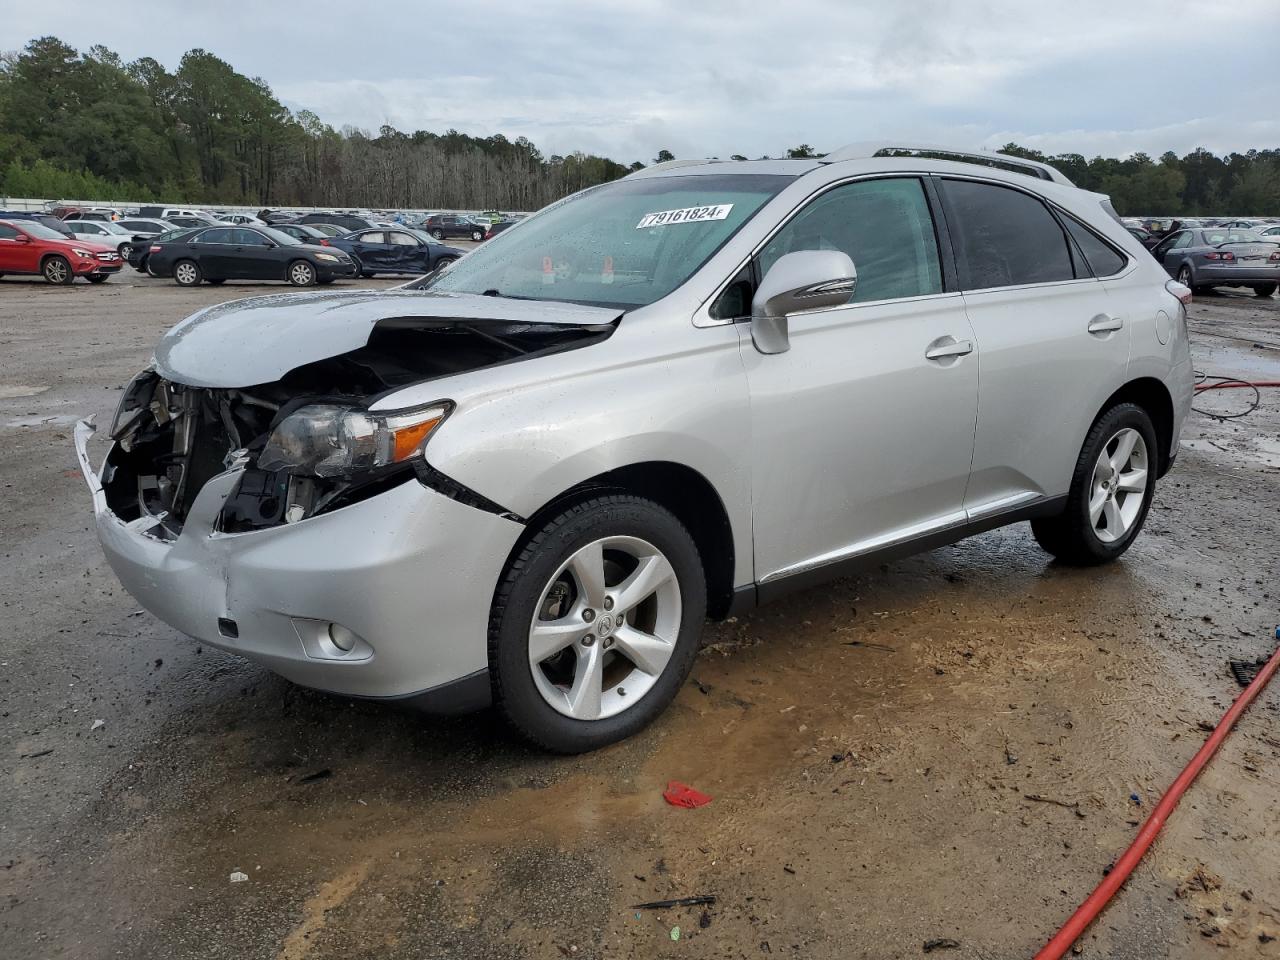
[420,173,793,308]
[22,221,69,241]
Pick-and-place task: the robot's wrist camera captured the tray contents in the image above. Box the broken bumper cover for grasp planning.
[75,419,520,706]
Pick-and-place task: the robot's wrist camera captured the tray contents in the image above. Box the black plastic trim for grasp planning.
[737,495,1068,609]
[414,460,525,523]
[356,668,493,714]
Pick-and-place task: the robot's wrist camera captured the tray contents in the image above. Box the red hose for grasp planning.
[1195,380,1280,392]
[1034,637,1280,960]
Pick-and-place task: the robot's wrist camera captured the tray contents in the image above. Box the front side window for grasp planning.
[388,231,418,246]
[757,177,943,304]
[361,231,386,244]
[942,179,1074,289]
[0,224,20,240]
[421,173,792,309]
[195,228,235,244]
[233,228,271,246]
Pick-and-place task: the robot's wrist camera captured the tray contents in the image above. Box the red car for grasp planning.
[0,218,123,284]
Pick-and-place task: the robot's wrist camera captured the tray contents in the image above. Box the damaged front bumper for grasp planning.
[75,418,521,708]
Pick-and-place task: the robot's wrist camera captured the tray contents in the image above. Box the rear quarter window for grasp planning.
[1062,216,1128,277]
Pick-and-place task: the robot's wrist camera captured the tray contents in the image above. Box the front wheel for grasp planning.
[43,255,73,285]
[287,260,316,286]
[1031,403,1158,565]
[85,274,108,284]
[471,229,484,241]
[490,494,706,753]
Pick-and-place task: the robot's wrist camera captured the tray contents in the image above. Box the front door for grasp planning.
[0,224,39,273]
[740,176,979,586]
[230,229,283,280]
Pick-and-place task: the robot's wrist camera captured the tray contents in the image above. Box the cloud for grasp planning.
[4,0,1278,162]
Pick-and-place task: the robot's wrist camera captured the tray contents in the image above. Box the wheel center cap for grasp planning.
[596,615,614,638]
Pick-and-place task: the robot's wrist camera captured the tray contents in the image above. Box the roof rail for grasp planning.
[819,142,1074,187]
[624,158,724,178]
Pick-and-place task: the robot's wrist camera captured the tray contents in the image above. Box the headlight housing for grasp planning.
[72,248,94,259]
[258,402,451,478]
[314,252,339,262]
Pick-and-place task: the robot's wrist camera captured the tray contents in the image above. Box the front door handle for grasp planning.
[925,337,974,361]
[1087,314,1124,334]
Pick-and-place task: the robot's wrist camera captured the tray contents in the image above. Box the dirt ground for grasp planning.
[1,268,1278,960]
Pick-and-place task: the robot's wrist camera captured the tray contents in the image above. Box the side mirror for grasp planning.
[749,250,858,354]
[15,234,31,243]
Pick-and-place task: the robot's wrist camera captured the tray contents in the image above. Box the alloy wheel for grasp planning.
[175,262,198,285]
[1177,266,1192,288]
[290,262,314,285]
[528,536,682,721]
[1089,427,1148,543]
[44,258,69,283]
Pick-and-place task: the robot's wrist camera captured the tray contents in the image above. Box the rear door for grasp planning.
[938,177,1131,515]
[0,223,38,272]
[189,227,237,276]
[740,176,979,587]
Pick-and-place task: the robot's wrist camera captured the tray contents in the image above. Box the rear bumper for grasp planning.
[1200,263,1280,284]
[75,419,522,702]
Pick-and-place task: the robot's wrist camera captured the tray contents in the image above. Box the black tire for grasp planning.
[42,255,74,285]
[173,259,202,286]
[431,228,445,240]
[434,256,458,272]
[349,255,367,277]
[287,259,316,286]
[118,242,133,260]
[490,494,707,753]
[1253,283,1277,298]
[85,274,109,284]
[1176,264,1194,290]
[1031,403,1158,566]
[470,229,484,241]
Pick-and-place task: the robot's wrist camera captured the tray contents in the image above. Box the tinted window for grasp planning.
[0,224,20,240]
[942,179,1073,289]
[1062,217,1127,277]
[195,228,236,244]
[1170,231,1194,249]
[758,177,942,304]
[233,228,271,246]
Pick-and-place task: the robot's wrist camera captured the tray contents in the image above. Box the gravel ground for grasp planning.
[1,270,1278,959]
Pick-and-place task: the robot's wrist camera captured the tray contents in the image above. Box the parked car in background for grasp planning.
[1223,219,1266,230]
[138,207,212,221]
[0,218,122,283]
[322,227,464,276]
[166,214,221,230]
[129,227,198,273]
[1126,225,1159,250]
[59,206,124,222]
[483,219,520,240]
[1257,224,1280,241]
[270,223,332,243]
[63,220,148,260]
[1152,227,1280,296]
[291,212,378,232]
[77,146,1193,752]
[146,224,356,286]
[0,210,76,237]
[423,214,486,241]
[214,213,266,225]
[303,223,350,238]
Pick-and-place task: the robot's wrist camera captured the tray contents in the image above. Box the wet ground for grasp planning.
[2,271,1278,959]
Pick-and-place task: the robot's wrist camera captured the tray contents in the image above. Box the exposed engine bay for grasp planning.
[101,316,613,537]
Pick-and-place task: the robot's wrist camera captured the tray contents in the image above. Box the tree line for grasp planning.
[1,36,1277,216]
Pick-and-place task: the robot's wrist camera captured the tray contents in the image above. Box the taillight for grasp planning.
[1165,279,1192,305]
[149,245,161,253]
[484,228,492,239]
[1205,251,1235,261]
[1270,251,1280,262]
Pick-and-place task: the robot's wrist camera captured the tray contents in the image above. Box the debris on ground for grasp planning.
[90,719,105,731]
[20,748,53,759]
[296,768,332,784]
[1176,864,1223,898]
[670,926,680,941]
[1229,657,1266,687]
[229,871,249,883]
[1023,794,1086,818]
[699,911,712,929]
[631,895,716,910]
[842,639,896,653]
[663,781,712,808]
[922,938,960,953]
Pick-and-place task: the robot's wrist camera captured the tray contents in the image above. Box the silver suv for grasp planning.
[76,144,1194,752]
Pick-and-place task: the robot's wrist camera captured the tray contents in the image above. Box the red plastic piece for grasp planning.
[663,780,712,808]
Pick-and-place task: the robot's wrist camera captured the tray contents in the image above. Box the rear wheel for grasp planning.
[431,228,445,240]
[1176,265,1197,292]
[435,256,458,272]
[42,256,73,285]
[490,494,706,753]
[173,259,201,286]
[1031,403,1157,566]
[470,228,484,241]
[1253,283,1277,298]
[288,260,316,286]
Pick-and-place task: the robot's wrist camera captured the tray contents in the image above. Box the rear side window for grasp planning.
[1062,217,1127,277]
[941,179,1074,289]
[758,177,943,304]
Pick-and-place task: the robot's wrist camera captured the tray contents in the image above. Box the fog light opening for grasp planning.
[327,623,358,652]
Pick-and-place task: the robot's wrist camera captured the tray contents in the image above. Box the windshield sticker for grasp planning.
[636,204,734,230]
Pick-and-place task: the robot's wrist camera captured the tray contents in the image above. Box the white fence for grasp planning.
[0,197,526,218]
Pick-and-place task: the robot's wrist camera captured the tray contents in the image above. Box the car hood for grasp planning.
[50,236,116,252]
[154,289,622,388]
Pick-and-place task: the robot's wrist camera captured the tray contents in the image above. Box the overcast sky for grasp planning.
[4,1,1278,165]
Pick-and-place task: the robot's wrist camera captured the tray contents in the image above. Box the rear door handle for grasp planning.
[925,337,974,361]
[1087,314,1124,334]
